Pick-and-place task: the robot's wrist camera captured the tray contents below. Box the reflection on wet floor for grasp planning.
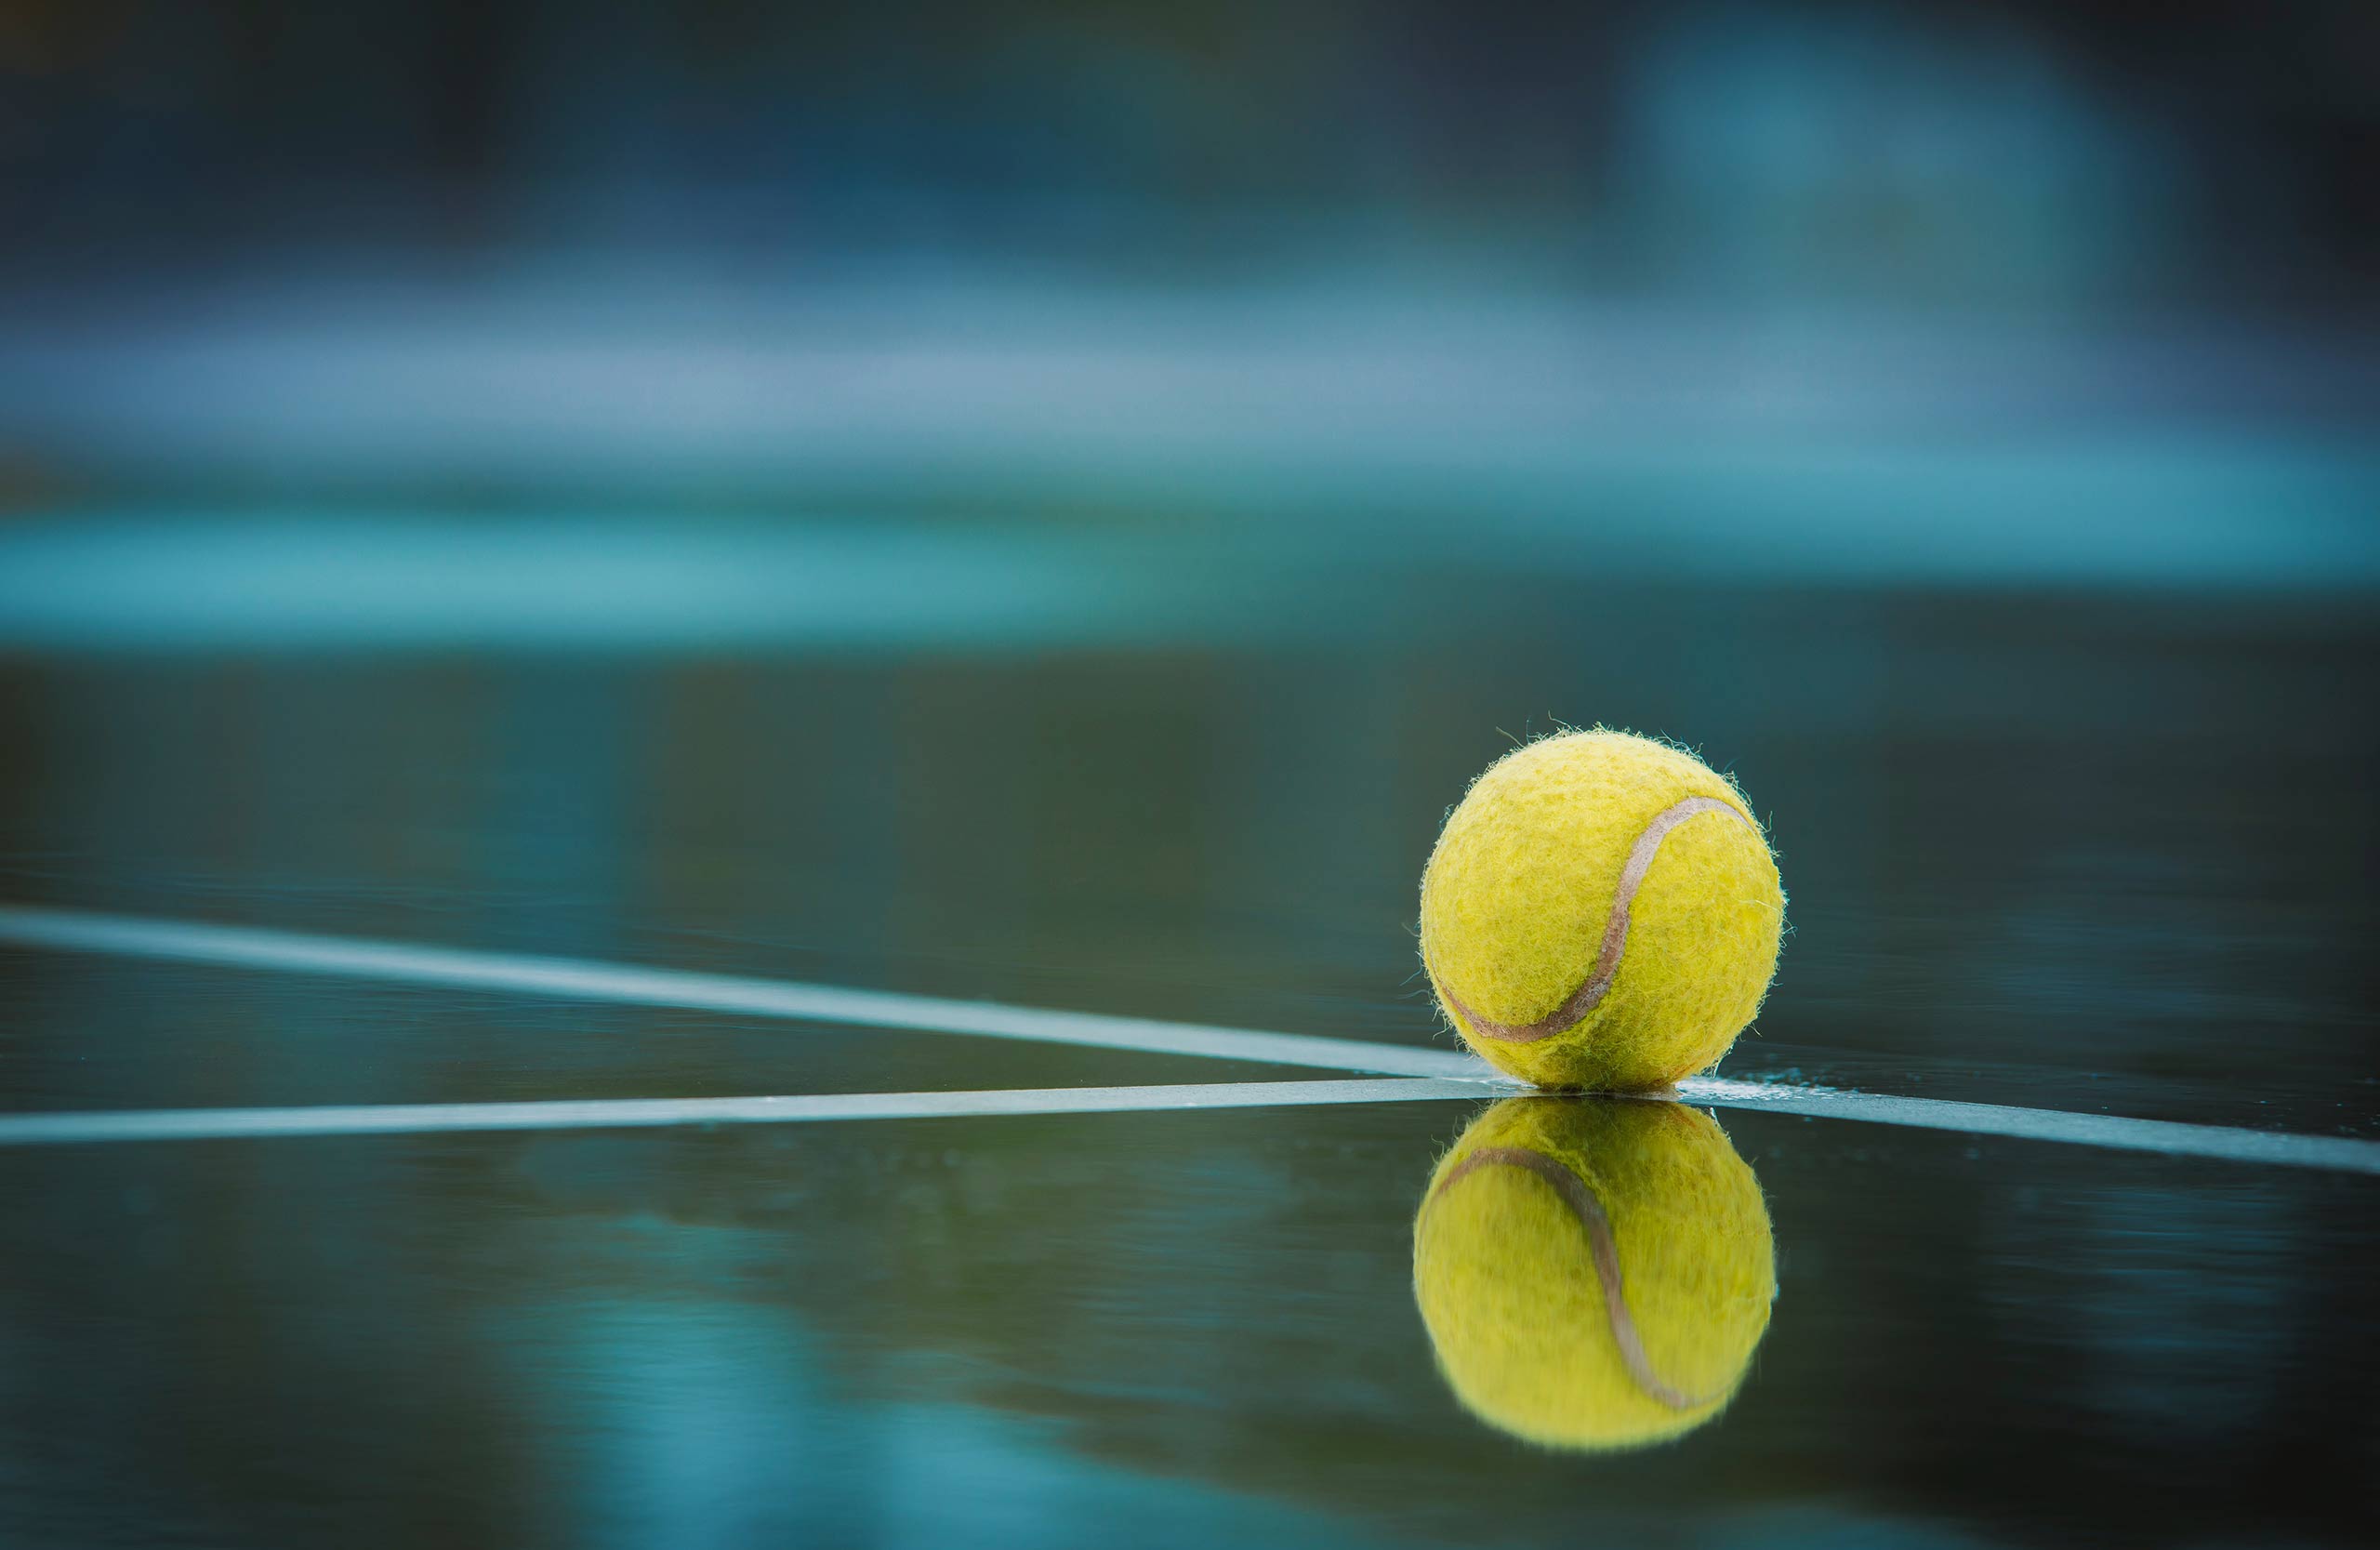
[1414,1099,1775,1451]
[1,1099,2373,1547]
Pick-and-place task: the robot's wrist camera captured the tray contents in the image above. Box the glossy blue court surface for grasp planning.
[10,4,2379,1541]
[2,457,2374,1544]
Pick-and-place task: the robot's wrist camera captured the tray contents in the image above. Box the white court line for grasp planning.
[0,1079,1494,1146]
[3,903,2376,1174]
[0,904,1492,1080]
[0,1078,2372,1173]
[1673,1078,2380,1175]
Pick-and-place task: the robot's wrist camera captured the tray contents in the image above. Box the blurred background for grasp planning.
[2,5,2378,1546]
[4,0,2378,514]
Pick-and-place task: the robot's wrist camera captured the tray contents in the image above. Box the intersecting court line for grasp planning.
[1,1078,2373,1173]
[0,1080,1494,1146]
[0,904,1480,1079]
[4,903,2377,1174]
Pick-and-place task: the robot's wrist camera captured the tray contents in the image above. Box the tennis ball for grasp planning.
[1412,1097,1776,1452]
[1420,729,1783,1090]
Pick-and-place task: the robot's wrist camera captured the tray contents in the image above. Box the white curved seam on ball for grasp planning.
[1433,796,1755,1044]
[1429,1144,1731,1411]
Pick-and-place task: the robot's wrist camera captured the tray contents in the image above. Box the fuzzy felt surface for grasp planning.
[1411,1098,1776,1452]
[1419,730,1785,1089]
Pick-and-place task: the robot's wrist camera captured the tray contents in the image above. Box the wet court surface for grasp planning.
[2,532,2377,1547]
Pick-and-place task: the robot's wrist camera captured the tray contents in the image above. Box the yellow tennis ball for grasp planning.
[1420,729,1784,1090]
[1412,1097,1776,1452]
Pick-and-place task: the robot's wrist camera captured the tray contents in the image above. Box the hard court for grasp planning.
[2,415,2375,1547]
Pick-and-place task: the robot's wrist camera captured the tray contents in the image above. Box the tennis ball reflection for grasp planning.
[1412,1097,1776,1451]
